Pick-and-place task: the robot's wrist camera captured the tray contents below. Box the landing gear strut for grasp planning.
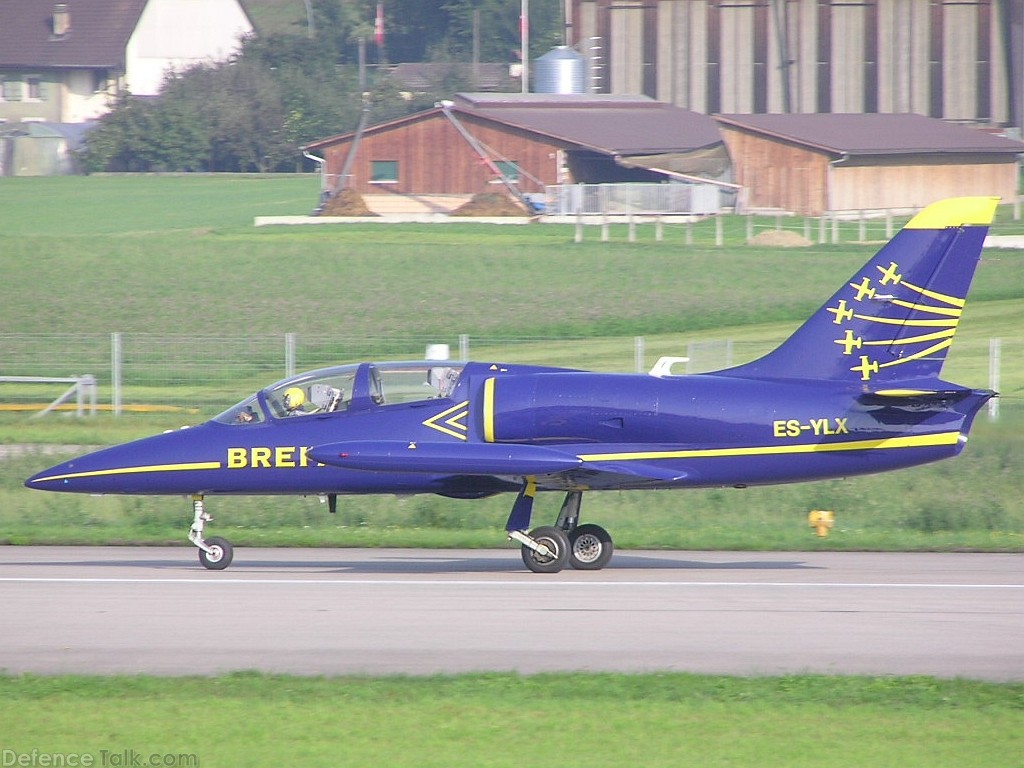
[506,485,614,574]
[188,495,234,570]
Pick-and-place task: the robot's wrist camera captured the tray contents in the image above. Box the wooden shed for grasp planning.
[714,113,1024,216]
[302,93,727,200]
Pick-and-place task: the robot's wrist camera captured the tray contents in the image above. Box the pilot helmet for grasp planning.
[283,387,305,410]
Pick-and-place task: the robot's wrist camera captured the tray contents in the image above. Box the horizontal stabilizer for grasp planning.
[308,441,582,475]
[857,386,992,406]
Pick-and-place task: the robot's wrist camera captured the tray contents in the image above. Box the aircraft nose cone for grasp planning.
[25,454,97,491]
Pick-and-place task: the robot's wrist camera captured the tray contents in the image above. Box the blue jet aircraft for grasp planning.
[27,196,999,572]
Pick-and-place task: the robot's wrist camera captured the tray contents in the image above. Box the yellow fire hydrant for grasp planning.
[808,510,835,537]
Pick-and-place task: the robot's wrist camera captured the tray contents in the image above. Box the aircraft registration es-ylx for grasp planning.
[27,196,1000,572]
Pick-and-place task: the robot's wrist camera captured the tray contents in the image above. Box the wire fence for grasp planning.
[1,333,1021,419]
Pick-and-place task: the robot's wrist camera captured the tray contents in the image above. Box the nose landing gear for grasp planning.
[188,495,234,570]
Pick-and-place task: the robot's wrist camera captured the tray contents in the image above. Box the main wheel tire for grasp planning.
[568,524,614,570]
[198,536,234,570]
[521,526,570,574]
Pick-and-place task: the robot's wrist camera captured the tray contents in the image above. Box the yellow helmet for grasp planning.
[283,387,305,410]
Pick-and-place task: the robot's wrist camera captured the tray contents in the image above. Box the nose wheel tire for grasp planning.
[521,526,570,574]
[198,536,234,571]
[568,524,613,570]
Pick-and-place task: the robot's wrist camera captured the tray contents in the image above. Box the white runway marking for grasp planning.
[2,577,1022,589]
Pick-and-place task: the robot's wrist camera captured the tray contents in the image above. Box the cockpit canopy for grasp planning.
[213,361,466,425]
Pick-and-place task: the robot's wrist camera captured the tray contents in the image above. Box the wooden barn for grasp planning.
[714,113,1024,216]
[302,93,728,204]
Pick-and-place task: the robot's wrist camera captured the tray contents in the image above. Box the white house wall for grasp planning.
[63,71,117,123]
[125,0,253,96]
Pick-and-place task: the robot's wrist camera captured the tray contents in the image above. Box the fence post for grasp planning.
[634,336,645,373]
[285,332,296,377]
[715,215,723,246]
[111,332,122,417]
[989,337,1001,421]
[459,334,470,360]
[655,215,663,242]
[575,209,583,243]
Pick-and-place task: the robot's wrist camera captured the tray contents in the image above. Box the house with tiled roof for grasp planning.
[715,113,1024,216]
[0,0,253,124]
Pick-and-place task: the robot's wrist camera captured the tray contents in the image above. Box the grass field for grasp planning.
[1,174,1023,550]
[2,175,1023,762]
[1,673,1021,767]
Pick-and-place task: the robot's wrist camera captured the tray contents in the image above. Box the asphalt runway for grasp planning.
[1,546,1021,680]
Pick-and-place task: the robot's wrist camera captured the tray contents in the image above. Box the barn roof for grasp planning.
[304,93,724,157]
[714,113,1024,157]
[0,0,147,69]
[454,93,723,155]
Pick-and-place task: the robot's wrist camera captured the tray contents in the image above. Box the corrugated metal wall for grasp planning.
[574,0,1016,126]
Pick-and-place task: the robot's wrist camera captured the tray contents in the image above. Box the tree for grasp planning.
[80,1,564,173]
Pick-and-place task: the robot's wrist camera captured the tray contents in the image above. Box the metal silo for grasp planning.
[534,46,586,94]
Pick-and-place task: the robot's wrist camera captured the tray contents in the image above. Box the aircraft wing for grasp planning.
[308,441,584,476]
[308,441,691,488]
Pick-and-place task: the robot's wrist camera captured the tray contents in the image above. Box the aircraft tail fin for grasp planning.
[718,197,998,384]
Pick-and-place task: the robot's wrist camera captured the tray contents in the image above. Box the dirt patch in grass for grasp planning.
[451,193,530,217]
[748,229,813,247]
[319,189,377,216]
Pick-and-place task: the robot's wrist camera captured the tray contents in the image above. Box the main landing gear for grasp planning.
[188,495,234,571]
[185,488,613,574]
[505,486,614,574]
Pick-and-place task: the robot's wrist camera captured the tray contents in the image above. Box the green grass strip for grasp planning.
[1,673,1021,767]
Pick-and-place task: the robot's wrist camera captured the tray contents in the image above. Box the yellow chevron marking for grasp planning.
[422,400,470,441]
[576,432,960,463]
[30,461,222,483]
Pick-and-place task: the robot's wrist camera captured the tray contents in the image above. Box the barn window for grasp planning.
[370,160,398,183]
[493,161,520,182]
